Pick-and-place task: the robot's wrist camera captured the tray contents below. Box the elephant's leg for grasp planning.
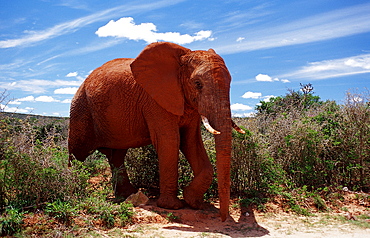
[151,132,184,210]
[99,148,138,200]
[68,114,96,162]
[180,121,213,209]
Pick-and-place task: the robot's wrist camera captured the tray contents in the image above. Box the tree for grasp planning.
[0,89,10,113]
[256,84,322,116]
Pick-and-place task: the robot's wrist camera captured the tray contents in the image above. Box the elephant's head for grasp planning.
[131,42,244,221]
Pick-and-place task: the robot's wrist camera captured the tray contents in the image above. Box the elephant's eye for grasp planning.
[194,80,203,90]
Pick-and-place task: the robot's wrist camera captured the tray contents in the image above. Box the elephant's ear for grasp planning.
[131,42,191,116]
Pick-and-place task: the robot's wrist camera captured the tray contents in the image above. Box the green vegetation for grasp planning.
[0,207,25,236]
[0,108,134,236]
[0,86,369,235]
[233,86,369,212]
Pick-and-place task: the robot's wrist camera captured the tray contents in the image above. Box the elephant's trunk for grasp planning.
[214,118,232,222]
[203,98,232,221]
[201,116,244,220]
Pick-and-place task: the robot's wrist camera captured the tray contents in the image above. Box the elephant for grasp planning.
[68,42,245,221]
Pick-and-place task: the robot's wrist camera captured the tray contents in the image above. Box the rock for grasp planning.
[345,212,357,220]
[125,191,149,206]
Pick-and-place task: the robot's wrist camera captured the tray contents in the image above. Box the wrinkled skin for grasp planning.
[68,42,241,221]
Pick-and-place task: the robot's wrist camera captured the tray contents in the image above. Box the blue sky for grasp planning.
[1,0,369,117]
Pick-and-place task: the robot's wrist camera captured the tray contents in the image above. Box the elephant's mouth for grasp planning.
[201,115,245,134]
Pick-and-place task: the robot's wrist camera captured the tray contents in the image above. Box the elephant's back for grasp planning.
[84,58,135,94]
[83,58,141,107]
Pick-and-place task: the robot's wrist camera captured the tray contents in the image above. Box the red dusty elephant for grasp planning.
[68,42,245,221]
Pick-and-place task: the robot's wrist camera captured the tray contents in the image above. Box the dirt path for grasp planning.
[94,199,370,238]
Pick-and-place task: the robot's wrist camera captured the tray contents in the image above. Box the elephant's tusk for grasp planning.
[201,116,221,135]
[231,120,246,134]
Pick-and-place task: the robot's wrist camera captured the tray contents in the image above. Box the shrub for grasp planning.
[231,125,285,195]
[1,147,90,209]
[45,200,77,225]
[78,194,133,228]
[0,116,90,210]
[125,145,159,192]
[0,207,25,236]
[340,90,370,190]
[251,88,370,192]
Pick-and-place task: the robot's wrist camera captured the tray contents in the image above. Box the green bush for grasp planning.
[0,207,25,236]
[45,200,77,225]
[230,88,369,213]
[1,147,90,209]
[250,88,370,192]
[78,194,133,228]
[125,145,159,192]
[0,116,90,210]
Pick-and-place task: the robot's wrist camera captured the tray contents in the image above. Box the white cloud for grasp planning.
[216,3,370,54]
[0,14,99,48]
[8,101,21,105]
[66,72,78,77]
[57,0,89,10]
[263,95,275,102]
[236,37,245,42]
[35,96,60,103]
[65,72,85,81]
[18,96,36,102]
[1,104,29,113]
[2,79,82,93]
[231,103,255,117]
[54,87,79,94]
[61,99,72,104]
[241,91,262,99]
[255,74,290,83]
[8,96,35,105]
[256,74,273,82]
[345,57,370,69]
[231,103,253,111]
[281,53,370,80]
[349,96,363,104]
[96,17,212,45]
[0,0,186,48]
[10,95,61,103]
[232,112,255,117]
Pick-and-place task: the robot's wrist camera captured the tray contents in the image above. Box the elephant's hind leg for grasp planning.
[99,148,138,200]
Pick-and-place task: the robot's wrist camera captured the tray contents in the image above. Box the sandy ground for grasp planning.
[94,199,370,238]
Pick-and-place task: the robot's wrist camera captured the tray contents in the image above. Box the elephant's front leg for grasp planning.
[180,120,213,209]
[152,131,184,210]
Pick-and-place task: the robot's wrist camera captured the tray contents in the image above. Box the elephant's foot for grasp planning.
[114,185,138,201]
[157,195,185,210]
[183,187,205,209]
